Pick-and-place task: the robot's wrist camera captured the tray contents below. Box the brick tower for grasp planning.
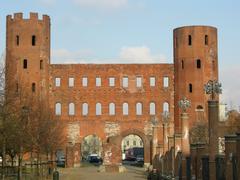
[5,12,50,108]
[173,26,218,131]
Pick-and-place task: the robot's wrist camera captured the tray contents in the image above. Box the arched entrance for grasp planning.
[81,134,103,161]
[105,129,151,167]
[121,134,144,166]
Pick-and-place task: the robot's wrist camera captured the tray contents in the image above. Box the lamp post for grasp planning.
[204,80,222,157]
[178,97,191,156]
[204,80,222,180]
[162,111,170,154]
[151,116,159,161]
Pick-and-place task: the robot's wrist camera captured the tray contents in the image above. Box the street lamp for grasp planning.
[204,80,222,100]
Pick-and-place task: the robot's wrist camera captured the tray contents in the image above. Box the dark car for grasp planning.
[88,155,103,165]
[56,156,65,167]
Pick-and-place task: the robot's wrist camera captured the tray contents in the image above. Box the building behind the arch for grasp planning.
[4,12,218,167]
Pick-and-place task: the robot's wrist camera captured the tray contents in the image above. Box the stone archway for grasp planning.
[103,129,151,167]
[81,134,103,160]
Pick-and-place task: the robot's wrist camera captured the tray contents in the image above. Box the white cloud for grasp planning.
[73,0,128,9]
[220,66,240,109]
[119,46,168,63]
[51,46,168,64]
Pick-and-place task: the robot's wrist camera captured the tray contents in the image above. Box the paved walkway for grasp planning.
[59,165,147,180]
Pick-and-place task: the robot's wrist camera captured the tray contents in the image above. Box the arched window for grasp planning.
[150,102,156,115]
[23,59,27,69]
[196,105,204,111]
[163,77,169,88]
[32,35,36,46]
[189,83,193,93]
[163,102,169,113]
[188,35,192,46]
[55,103,61,115]
[136,102,142,115]
[32,83,36,92]
[109,103,115,115]
[197,59,201,69]
[205,35,208,45]
[123,103,129,115]
[96,103,102,115]
[82,103,88,116]
[69,103,75,115]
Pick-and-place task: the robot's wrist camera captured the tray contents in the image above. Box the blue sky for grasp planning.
[0,0,240,108]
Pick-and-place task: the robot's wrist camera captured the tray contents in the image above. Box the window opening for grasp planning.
[188,35,192,46]
[32,35,36,46]
[205,35,208,45]
[189,83,193,93]
[23,59,28,69]
[32,83,36,92]
[197,59,201,69]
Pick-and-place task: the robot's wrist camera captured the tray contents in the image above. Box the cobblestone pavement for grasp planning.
[59,165,147,180]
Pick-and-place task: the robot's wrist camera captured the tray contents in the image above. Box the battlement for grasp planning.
[7,12,50,23]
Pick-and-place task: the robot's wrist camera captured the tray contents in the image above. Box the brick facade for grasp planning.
[5,12,218,166]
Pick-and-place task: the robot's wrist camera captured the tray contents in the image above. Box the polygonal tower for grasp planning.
[5,12,50,108]
[173,26,218,131]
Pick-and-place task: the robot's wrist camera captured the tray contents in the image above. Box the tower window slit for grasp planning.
[181,60,184,69]
[23,59,28,69]
[32,83,36,92]
[205,35,208,45]
[40,60,43,70]
[197,59,201,69]
[189,83,193,93]
[188,35,192,46]
[16,35,19,46]
[32,35,36,46]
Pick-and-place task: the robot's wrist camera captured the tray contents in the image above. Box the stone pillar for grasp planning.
[152,125,159,160]
[190,144,197,180]
[175,133,182,155]
[186,156,191,180]
[196,143,207,179]
[181,113,190,156]
[232,155,238,180]
[215,155,226,180]
[65,145,74,168]
[101,141,123,172]
[225,135,237,180]
[73,143,81,167]
[208,100,219,180]
[163,123,168,153]
[201,155,209,180]
[208,100,219,159]
[168,136,174,151]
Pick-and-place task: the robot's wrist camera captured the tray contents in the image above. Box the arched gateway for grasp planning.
[103,129,151,167]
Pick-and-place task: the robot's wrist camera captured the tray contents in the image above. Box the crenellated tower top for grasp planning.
[6,12,50,23]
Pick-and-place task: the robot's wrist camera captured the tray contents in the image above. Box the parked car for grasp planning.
[56,156,65,167]
[87,154,102,164]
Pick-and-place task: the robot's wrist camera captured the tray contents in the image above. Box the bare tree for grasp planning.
[189,122,209,144]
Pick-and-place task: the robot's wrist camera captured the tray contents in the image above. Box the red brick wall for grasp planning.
[174,26,218,129]
[49,64,174,142]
